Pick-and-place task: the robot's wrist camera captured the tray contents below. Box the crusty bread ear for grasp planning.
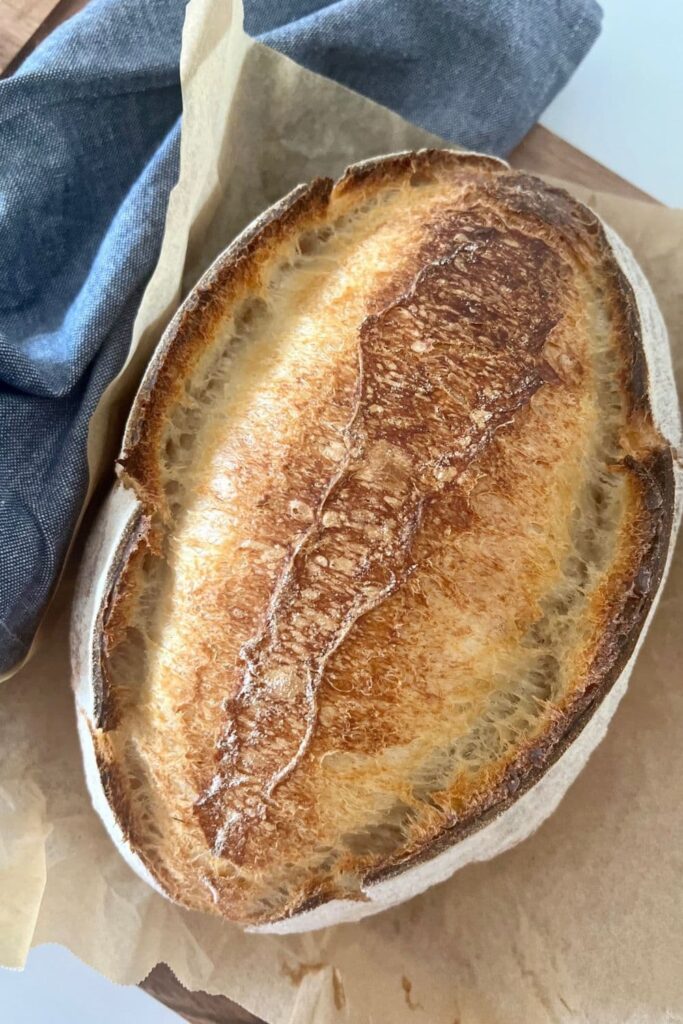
[72,150,680,932]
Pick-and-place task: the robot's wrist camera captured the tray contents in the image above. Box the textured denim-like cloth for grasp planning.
[0,0,602,674]
[244,0,603,155]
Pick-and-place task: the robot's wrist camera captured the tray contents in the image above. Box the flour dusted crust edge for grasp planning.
[71,151,681,933]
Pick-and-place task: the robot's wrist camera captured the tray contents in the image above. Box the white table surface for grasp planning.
[541,0,683,205]
[1,1,681,1021]
[1,945,179,1022]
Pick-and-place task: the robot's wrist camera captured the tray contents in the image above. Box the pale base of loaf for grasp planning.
[72,157,681,933]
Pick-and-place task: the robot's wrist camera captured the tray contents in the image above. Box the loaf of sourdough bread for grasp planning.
[72,150,680,932]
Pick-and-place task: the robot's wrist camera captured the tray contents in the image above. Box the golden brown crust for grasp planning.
[271,449,675,923]
[194,217,568,864]
[120,178,334,506]
[332,149,506,197]
[87,150,676,927]
[364,447,675,886]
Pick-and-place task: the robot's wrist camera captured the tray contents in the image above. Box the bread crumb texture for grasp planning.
[93,152,673,925]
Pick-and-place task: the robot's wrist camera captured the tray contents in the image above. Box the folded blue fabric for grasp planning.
[0,0,602,674]
[245,0,603,155]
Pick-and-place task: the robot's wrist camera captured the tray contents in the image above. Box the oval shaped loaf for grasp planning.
[72,150,681,932]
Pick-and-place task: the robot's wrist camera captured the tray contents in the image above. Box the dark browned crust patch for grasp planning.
[470,171,654,419]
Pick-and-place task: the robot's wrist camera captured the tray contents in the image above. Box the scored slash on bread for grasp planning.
[71,150,681,932]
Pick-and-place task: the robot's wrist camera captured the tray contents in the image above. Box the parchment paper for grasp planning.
[1,1,682,1021]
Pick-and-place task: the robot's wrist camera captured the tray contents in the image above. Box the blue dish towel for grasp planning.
[0,0,602,674]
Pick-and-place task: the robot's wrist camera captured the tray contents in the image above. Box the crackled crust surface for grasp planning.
[79,151,675,926]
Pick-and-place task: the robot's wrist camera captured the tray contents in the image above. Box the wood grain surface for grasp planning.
[0,0,88,76]
[0,0,56,71]
[141,965,263,1024]
[509,124,654,203]
[0,0,657,1021]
